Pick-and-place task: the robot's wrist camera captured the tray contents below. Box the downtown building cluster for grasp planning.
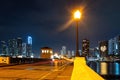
[0,36,33,58]
[59,35,120,60]
[60,39,89,58]
[99,35,120,57]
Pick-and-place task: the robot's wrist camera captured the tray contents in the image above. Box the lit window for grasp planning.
[45,50,47,53]
[47,50,49,53]
[42,50,44,53]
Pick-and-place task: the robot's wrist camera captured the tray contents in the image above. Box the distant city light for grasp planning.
[17,55,23,58]
[31,55,34,58]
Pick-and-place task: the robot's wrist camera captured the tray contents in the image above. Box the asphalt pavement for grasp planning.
[0,61,73,80]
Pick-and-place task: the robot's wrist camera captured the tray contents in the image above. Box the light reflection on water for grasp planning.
[100,62,107,75]
[115,63,119,75]
[88,61,120,75]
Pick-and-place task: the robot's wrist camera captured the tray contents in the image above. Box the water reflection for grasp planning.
[88,61,120,79]
[101,62,107,75]
[115,63,119,75]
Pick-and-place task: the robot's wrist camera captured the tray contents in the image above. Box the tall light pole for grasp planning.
[74,10,81,57]
[71,10,104,80]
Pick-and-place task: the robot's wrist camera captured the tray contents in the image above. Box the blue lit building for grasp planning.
[108,35,120,56]
[26,36,33,58]
[28,36,32,45]
[108,39,114,55]
[113,35,120,56]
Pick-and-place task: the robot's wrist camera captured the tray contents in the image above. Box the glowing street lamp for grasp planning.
[74,10,81,57]
[74,10,81,20]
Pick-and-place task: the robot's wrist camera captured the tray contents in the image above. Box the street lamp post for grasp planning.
[74,10,81,57]
[71,10,104,80]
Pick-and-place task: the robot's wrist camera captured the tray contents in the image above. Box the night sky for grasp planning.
[0,0,120,57]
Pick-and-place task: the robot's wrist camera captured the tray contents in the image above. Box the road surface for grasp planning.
[0,60,73,80]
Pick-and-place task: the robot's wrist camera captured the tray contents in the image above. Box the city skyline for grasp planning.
[0,0,120,55]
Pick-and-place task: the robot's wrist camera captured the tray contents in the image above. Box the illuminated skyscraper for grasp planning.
[71,50,75,57]
[17,37,22,56]
[67,50,71,58]
[108,39,114,55]
[22,43,27,57]
[60,46,67,56]
[82,39,90,56]
[113,35,120,56]
[26,36,32,57]
[1,41,7,56]
[108,35,120,56]
[28,36,32,45]
[99,40,108,57]
[8,39,18,56]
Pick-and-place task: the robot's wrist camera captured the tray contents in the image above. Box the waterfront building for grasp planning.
[114,35,120,56]
[99,40,108,57]
[108,39,114,55]
[108,35,120,56]
[82,39,90,56]
[89,47,100,58]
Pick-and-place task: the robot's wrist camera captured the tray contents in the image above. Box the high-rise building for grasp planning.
[1,36,33,58]
[8,39,18,57]
[26,36,32,57]
[99,40,108,57]
[108,39,114,55]
[89,47,100,57]
[60,46,67,56]
[71,50,75,57]
[89,48,95,57]
[28,36,32,45]
[94,47,100,58]
[1,41,7,56]
[67,50,71,58]
[113,35,120,56]
[108,35,120,56]
[82,39,90,56]
[8,39,13,56]
[22,43,27,57]
[17,37,22,56]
